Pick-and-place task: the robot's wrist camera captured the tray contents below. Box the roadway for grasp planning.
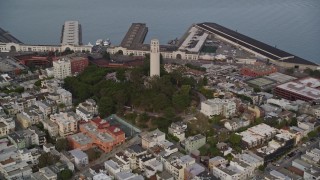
[72,135,141,179]
[266,138,320,173]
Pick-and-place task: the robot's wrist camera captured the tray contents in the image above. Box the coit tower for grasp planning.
[150,39,160,77]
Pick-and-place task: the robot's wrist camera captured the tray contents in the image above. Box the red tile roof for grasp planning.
[107,126,124,136]
[91,117,110,129]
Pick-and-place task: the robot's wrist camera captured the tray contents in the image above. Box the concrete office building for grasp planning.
[150,39,160,77]
[61,21,82,46]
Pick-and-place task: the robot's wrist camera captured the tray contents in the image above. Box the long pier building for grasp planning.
[107,22,318,69]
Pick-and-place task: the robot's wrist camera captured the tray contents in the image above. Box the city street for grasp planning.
[266,138,320,172]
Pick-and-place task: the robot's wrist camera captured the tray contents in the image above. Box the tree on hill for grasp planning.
[38,152,60,168]
[59,169,73,180]
[55,138,69,152]
[229,133,242,147]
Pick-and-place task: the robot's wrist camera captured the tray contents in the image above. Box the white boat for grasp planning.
[103,39,111,46]
[96,39,103,45]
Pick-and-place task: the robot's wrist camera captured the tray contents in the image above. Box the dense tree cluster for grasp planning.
[38,152,60,168]
[64,59,197,118]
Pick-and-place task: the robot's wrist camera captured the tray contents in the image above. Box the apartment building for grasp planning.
[141,129,166,149]
[238,123,277,148]
[161,152,195,180]
[168,121,187,141]
[181,134,206,153]
[50,112,79,137]
[201,98,236,118]
[53,59,71,79]
[76,99,98,121]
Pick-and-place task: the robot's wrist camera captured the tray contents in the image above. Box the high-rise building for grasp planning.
[53,59,71,79]
[61,21,82,46]
[150,39,160,77]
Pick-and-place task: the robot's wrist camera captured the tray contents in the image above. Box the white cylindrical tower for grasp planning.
[150,39,160,77]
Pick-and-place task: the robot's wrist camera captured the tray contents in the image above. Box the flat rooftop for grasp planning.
[247,77,276,88]
[265,72,296,83]
[0,27,22,43]
[178,26,208,53]
[120,23,148,49]
[276,77,320,100]
[196,22,317,66]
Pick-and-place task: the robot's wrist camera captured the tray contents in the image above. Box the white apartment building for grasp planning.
[212,156,258,180]
[50,112,79,137]
[69,149,89,168]
[76,99,98,121]
[168,121,187,141]
[56,88,72,106]
[141,129,166,149]
[53,59,71,79]
[201,98,236,118]
[238,123,277,148]
[104,160,121,177]
[162,152,195,180]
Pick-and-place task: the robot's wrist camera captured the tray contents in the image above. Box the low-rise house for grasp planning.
[124,144,147,170]
[267,98,299,111]
[114,152,130,171]
[76,99,98,121]
[256,131,295,164]
[156,170,174,180]
[184,163,205,180]
[224,118,250,131]
[235,152,263,169]
[29,126,46,145]
[36,100,57,117]
[42,119,59,137]
[212,156,258,180]
[93,173,112,180]
[0,160,33,180]
[297,114,320,134]
[114,171,144,180]
[301,154,319,165]
[216,142,232,156]
[238,123,277,149]
[0,121,10,137]
[17,107,44,128]
[161,152,195,180]
[141,129,166,149]
[201,98,236,118]
[181,134,206,153]
[168,121,187,141]
[209,156,228,171]
[104,160,121,177]
[304,166,320,180]
[137,153,156,171]
[8,129,38,149]
[0,116,15,134]
[56,88,72,107]
[193,171,219,180]
[306,148,320,162]
[144,159,163,178]
[69,149,89,168]
[18,148,41,165]
[31,166,57,180]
